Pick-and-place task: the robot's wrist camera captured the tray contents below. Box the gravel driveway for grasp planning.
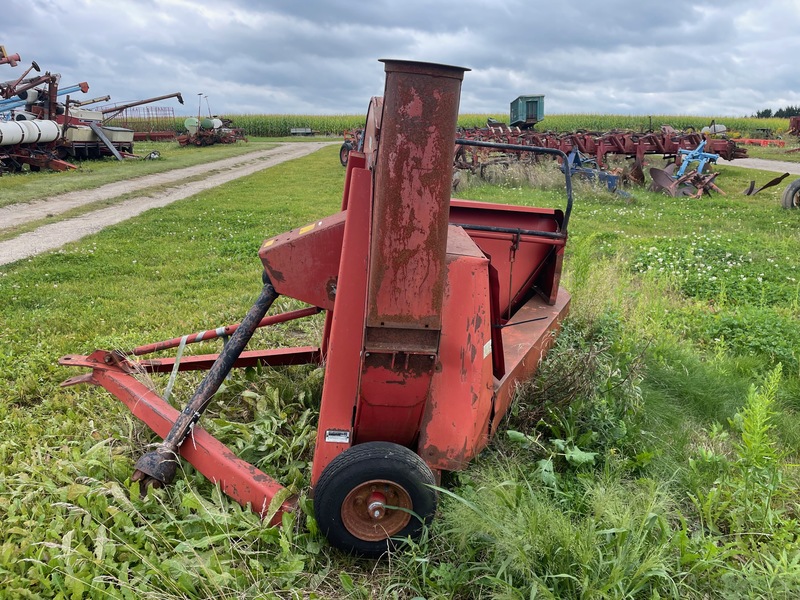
[0,142,333,267]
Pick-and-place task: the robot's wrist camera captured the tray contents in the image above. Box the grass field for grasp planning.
[1,144,800,598]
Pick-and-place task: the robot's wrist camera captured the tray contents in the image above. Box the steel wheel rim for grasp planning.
[341,479,412,541]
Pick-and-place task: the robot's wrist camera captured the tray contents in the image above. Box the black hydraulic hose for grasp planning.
[132,276,280,492]
[454,138,574,234]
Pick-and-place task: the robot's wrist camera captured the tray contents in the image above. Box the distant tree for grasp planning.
[775,105,800,118]
[754,106,800,118]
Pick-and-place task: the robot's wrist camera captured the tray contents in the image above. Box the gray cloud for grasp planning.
[4,0,799,119]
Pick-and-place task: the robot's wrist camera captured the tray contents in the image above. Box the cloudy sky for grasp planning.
[4,0,800,119]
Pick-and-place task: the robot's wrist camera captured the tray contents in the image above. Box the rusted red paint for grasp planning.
[367,60,467,330]
[309,166,374,486]
[450,199,565,311]
[360,98,383,172]
[417,227,494,470]
[135,347,321,373]
[259,212,347,310]
[131,307,321,356]
[493,290,571,420]
[59,353,296,524]
[456,126,748,168]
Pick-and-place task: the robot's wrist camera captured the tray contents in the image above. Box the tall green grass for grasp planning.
[1,145,800,597]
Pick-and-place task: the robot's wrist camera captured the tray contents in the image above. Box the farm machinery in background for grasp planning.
[0,45,184,173]
[176,93,246,146]
[790,117,800,137]
[61,59,573,556]
[177,115,246,146]
[1,53,81,172]
[340,92,750,197]
[339,128,364,166]
[0,46,21,67]
[100,92,185,142]
[455,120,748,197]
[56,92,185,161]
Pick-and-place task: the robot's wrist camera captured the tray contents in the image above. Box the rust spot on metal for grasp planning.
[326,277,338,301]
[420,440,470,469]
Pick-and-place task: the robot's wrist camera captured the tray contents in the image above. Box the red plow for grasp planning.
[455,123,747,185]
[61,59,572,556]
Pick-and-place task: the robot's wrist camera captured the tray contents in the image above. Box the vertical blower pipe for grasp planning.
[367,60,469,331]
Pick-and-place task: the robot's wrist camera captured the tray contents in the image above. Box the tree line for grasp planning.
[753,105,800,118]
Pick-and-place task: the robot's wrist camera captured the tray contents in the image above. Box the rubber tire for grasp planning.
[782,178,800,209]
[314,442,437,557]
[339,141,353,167]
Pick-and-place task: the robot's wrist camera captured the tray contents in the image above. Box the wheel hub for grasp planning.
[341,479,412,541]
[367,491,387,519]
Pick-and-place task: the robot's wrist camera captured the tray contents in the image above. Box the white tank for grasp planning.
[0,119,61,146]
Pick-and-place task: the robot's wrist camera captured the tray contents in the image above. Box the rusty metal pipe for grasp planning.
[2,74,51,100]
[68,94,111,107]
[367,59,468,331]
[0,52,21,67]
[1,61,42,98]
[452,222,566,241]
[131,305,321,356]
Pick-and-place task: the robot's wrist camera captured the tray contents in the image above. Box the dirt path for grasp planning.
[718,157,800,175]
[0,142,333,267]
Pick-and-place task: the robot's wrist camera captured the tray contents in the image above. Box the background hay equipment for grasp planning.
[61,59,572,556]
[0,55,77,173]
[788,116,800,137]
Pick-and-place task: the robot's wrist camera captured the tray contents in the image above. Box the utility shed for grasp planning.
[510,95,544,129]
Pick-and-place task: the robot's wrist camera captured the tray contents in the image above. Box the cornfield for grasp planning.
[457,113,792,137]
[123,114,792,139]
[218,114,365,137]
